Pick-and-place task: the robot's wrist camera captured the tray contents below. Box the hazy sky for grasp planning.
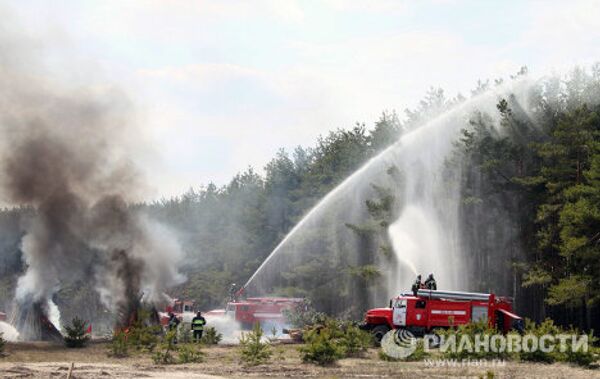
[4,0,600,200]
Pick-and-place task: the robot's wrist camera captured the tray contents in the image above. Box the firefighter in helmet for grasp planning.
[411,274,423,296]
[191,311,207,343]
[168,312,180,331]
[229,283,237,301]
[424,273,437,290]
[167,312,180,343]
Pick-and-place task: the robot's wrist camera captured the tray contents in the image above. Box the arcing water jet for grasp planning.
[243,77,537,315]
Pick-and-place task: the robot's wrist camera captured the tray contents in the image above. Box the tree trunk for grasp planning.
[585,293,591,331]
[539,286,546,321]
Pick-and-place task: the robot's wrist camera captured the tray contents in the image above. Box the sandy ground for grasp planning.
[0,341,599,378]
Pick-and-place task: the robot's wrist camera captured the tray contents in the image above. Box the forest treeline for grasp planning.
[456,66,600,332]
[0,66,598,332]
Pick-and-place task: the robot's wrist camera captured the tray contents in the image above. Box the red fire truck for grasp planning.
[361,289,523,342]
[206,297,304,329]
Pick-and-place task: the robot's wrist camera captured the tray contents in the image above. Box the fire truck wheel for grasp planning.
[371,325,390,345]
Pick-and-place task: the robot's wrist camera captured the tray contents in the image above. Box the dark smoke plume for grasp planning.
[0,15,185,339]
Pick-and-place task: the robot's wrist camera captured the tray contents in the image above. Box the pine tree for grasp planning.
[238,322,272,366]
[63,317,90,348]
[535,106,599,326]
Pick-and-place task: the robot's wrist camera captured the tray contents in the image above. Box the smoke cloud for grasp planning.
[0,14,185,338]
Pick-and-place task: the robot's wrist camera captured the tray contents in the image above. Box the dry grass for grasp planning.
[0,341,598,378]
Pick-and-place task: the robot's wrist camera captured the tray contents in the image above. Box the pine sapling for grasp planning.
[63,317,90,348]
[108,330,129,358]
[153,330,177,365]
[239,322,272,366]
[201,326,222,345]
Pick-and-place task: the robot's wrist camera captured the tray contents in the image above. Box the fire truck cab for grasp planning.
[362,289,523,343]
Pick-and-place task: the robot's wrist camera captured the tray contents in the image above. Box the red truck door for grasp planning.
[392,298,407,326]
[471,303,488,323]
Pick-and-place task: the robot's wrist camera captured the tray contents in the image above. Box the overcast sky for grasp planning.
[4,0,600,200]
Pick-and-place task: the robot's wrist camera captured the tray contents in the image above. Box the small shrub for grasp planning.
[436,320,514,361]
[435,318,597,367]
[201,326,222,345]
[109,331,129,358]
[177,344,205,363]
[153,349,176,365]
[518,318,561,363]
[153,330,177,365]
[239,322,272,366]
[126,310,161,352]
[300,329,344,365]
[404,339,429,361]
[299,323,345,365]
[129,325,161,352]
[177,323,192,344]
[562,329,597,367]
[516,318,598,366]
[339,323,372,357]
[63,317,90,348]
[267,325,278,343]
[300,318,373,365]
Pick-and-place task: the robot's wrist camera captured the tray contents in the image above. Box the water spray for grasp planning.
[243,77,536,308]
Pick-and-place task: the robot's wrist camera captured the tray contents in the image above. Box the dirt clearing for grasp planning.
[1,341,598,378]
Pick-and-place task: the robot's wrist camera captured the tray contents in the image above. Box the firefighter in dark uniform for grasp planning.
[424,273,437,290]
[191,311,207,343]
[411,274,423,296]
[168,312,180,331]
[168,312,181,343]
[229,283,237,301]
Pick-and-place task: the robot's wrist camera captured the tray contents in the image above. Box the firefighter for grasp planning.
[168,312,180,330]
[229,283,237,301]
[425,273,437,290]
[191,311,207,343]
[167,312,180,343]
[168,313,180,329]
[411,274,423,296]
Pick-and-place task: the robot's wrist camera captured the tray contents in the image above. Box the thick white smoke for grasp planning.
[0,321,19,342]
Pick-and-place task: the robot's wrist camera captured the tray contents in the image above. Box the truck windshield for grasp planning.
[393,299,406,308]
